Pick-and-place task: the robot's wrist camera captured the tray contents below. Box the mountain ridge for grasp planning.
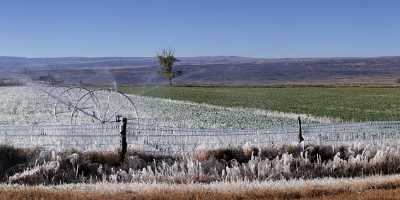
[1,56,400,86]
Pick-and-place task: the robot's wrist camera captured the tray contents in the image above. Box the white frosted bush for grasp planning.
[9,161,60,183]
[371,150,383,165]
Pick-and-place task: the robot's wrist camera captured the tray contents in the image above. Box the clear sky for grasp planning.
[0,0,399,58]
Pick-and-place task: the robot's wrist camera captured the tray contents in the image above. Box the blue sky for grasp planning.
[0,0,399,58]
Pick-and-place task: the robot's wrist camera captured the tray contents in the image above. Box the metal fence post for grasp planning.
[119,117,127,163]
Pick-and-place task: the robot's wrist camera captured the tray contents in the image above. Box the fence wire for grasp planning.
[1,121,400,152]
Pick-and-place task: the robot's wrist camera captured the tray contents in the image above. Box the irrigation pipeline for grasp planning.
[38,87,104,123]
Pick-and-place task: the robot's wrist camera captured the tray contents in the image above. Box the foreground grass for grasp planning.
[2,175,400,200]
[121,86,400,122]
[5,143,400,185]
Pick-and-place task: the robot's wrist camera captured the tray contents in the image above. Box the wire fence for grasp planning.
[1,120,400,152]
[0,123,121,150]
[303,121,400,145]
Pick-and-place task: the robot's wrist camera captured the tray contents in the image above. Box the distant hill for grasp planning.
[1,56,400,86]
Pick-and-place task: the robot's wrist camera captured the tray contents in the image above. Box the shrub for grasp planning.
[82,151,120,167]
[198,147,251,163]
[0,145,30,181]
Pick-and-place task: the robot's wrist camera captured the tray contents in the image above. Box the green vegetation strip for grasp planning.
[120,86,400,122]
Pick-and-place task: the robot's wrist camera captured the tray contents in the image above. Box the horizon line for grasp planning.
[0,55,399,60]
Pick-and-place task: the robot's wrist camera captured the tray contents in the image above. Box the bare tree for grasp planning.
[157,49,180,86]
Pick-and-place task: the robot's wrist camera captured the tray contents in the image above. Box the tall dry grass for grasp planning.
[1,175,400,200]
[3,143,400,185]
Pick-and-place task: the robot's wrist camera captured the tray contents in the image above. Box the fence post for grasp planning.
[119,117,128,163]
[298,117,304,144]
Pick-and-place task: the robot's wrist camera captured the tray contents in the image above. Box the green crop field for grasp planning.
[120,86,400,122]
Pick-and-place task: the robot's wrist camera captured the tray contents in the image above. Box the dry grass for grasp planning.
[308,189,400,200]
[5,144,400,184]
[2,175,400,200]
[2,185,400,200]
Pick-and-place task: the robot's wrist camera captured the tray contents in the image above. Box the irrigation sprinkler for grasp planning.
[39,85,140,128]
[52,87,93,121]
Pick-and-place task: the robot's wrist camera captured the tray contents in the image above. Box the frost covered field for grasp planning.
[0,86,333,128]
[0,86,335,151]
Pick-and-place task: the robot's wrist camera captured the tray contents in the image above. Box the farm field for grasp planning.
[2,85,400,152]
[0,86,330,128]
[120,86,400,122]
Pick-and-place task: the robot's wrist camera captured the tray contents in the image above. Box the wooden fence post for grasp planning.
[119,117,127,163]
[298,116,304,143]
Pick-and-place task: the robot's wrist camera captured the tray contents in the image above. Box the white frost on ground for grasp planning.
[0,86,335,129]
